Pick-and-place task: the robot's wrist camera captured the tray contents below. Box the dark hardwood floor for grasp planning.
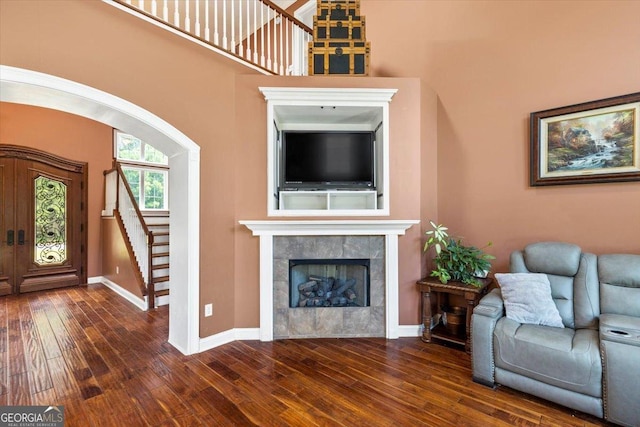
[0,284,613,426]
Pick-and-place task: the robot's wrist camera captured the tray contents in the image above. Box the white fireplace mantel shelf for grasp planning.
[240,219,420,341]
[240,220,419,236]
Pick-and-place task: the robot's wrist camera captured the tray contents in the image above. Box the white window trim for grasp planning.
[121,166,170,211]
[115,130,170,211]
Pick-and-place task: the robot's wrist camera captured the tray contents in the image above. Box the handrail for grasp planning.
[104,165,156,304]
[259,0,313,33]
[115,163,152,238]
[104,164,165,309]
[107,0,313,76]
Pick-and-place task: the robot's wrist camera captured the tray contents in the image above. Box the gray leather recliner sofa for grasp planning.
[471,242,640,426]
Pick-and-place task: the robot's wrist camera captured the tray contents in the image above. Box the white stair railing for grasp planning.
[104,167,150,287]
[108,0,312,76]
[118,177,150,286]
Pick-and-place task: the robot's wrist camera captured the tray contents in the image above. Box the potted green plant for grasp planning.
[423,221,495,287]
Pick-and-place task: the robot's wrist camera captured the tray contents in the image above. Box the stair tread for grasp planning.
[152,242,169,247]
[152,252,170,258]
[153,263,170,270]
[154,289,170,297]
[154,275,170,283]
[148,223,169,227]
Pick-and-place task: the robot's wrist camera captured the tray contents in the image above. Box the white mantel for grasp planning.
[240,220,419,341]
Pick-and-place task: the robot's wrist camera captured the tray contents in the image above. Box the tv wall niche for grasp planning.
[260,87,397,216]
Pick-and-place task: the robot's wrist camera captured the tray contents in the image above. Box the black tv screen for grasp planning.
[283,131,374,189]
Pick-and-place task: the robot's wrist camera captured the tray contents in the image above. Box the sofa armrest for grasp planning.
[600,313,640,426]
[474,288,505,316]
[600,313,640,347]
[472,288,505,387]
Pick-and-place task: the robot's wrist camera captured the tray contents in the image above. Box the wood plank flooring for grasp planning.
[0,284,614,426]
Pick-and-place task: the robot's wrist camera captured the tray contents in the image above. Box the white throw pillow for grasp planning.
[495,273,564,328]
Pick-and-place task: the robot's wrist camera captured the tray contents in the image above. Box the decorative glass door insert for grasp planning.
[34,175,67,265]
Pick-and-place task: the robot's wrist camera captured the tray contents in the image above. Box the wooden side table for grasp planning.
[416,277,492,353]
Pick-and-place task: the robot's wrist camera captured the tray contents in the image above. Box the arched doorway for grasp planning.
[0,65,200,355]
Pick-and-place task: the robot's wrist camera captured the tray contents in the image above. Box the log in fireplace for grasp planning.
[289,259,370,308]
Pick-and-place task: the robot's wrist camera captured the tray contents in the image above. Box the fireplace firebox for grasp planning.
[289,259,370,308]
[271,235,388,339]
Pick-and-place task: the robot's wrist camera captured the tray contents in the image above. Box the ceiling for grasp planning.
[273,1,297,9]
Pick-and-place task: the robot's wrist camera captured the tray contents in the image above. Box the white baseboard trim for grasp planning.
[198,326,421,352]
[397,324,422,337]
[199,328,261,352]
[90,278,422,352]
[234,328,261,341]
[90,276,147,311]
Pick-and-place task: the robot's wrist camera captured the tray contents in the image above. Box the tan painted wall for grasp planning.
[0,102,113,278]
[360,0,640,270]
[0,1,424,330]
[0,0,251,337]
[101,217,144,299]
[2,0,639,336]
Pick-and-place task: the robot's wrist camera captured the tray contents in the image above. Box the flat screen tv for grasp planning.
[282,131,375,190]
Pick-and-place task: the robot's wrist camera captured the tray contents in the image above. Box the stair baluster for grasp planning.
[104,164,170,310]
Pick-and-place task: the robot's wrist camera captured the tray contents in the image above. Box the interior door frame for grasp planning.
[0,144,88,286]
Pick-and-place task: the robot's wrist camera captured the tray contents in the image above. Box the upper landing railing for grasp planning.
[107,0,313,76]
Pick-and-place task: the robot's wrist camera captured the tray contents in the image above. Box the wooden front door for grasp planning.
[0,145,87,296]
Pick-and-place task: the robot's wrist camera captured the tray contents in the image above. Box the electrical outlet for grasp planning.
[204,303,213,317]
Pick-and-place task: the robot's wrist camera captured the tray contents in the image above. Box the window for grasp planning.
[115,131,169,210]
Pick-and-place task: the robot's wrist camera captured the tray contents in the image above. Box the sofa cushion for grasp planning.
[511,249,599,330]
[522,242,582,276]
[599,254,640,287]
[494,317,602,398]
[495,273,564,328]
[599,254,640,317]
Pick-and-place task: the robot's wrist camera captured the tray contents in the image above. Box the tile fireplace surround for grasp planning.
[240,220,419,341]
[275,236,382,339]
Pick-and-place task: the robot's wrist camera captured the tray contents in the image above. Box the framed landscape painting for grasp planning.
[530,92,640,186]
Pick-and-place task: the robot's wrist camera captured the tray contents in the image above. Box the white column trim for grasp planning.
[259,234,275,341]
[385,234,400,339]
